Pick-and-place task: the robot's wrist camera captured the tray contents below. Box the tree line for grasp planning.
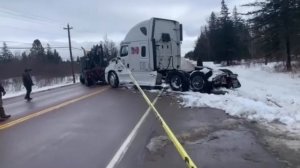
[0,40,63,64]
[86,37,118,62]
[0,38,118,79]
[186,0,300,71]
[0,39,76,78]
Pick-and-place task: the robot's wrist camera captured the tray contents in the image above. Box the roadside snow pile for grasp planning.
[2,75,79,99]
[4,82,76,99]
[180,60,300,132]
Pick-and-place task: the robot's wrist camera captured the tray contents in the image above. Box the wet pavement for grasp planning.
[0,86,156,168]
[0,59,287,168]
[117,93,285,168]
[3,84,98,118]
[0,85,286,168]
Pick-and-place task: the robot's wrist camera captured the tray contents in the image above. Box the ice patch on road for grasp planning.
[146,136,168,153]
[147,119,242,152]
[266,136,300,151]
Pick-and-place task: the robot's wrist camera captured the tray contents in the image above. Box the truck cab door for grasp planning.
[117,45,131,83]
[128,42,149,72]
[117,43,156,86]
[129,42,156,86]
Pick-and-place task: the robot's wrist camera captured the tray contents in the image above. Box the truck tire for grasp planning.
[190,72,210,93]
[80,75,85,84]
[108,71,119,88]
[168,71,189,92]
[85,78,93,87]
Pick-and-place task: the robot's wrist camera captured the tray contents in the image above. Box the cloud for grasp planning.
[0,0,252,58]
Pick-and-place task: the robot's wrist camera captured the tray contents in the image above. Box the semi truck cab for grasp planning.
[105,18,183,87]
[105,17,241,92]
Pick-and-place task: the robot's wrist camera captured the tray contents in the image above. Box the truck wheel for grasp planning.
[169,72,189,92]
[85,78,93,87]
[80,75,85,84]
[108,72,119,88]
[190,72,209,93]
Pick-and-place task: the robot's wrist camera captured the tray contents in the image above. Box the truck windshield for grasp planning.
[120,45,129,57]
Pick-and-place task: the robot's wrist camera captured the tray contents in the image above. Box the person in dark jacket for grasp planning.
[22,69,34,101]
[0,83,11,120]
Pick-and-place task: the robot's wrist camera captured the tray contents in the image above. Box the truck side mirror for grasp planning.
[180,24,183,41]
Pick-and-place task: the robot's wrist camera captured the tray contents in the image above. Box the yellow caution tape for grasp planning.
[120,64,198,168]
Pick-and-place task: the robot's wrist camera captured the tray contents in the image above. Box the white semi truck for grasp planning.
[105,18,241,92]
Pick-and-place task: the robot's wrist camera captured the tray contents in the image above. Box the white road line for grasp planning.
[106,90,163,168]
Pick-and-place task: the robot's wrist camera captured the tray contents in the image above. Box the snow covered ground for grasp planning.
[180,60,300,134]
[2,75,79,99]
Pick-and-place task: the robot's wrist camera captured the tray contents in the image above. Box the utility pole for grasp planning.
[64,24,76,83]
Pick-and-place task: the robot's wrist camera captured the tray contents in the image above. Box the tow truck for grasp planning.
[104,18,241,92]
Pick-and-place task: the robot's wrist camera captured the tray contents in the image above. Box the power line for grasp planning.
[0,41,84,50]
[0,40,32,44]
[0,7,67,38]
[0,7,63,26]
[6,47,82,50]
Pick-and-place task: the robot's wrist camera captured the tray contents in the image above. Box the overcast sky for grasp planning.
[0,0,251,59]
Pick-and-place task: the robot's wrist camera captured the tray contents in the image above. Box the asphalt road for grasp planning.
[0,85,158,168]
[0,84,285,168]
[0,60,285,168]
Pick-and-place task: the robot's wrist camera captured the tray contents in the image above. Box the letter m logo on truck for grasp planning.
[131,47,139,55]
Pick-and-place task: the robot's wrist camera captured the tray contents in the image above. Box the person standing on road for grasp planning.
[22,69,34,101]
[0,82,11,120]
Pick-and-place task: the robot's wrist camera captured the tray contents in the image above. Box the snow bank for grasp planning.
[2,75,79,99]
[3,82,76,99]
[180,60,300,132]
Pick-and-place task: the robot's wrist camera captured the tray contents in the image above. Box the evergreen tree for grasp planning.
[246,0,299,71]
[294,0,300,55]
[53,49,62,64]
[193,1,251,65]
[220,0,230,21]
[208,12,219,62]
[30,39,45,62]
[46,43,54,62]
[184,51,194,60]
[194,27,210,61]
[218,0,235,65]
[232,6,251,60]
[0,42,13,63]
[21,52,28,62]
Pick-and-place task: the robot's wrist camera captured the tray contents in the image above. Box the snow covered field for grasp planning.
[2,75,79,99]
[180,60,300,134]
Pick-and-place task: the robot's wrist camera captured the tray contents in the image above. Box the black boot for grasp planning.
[0,107,11,119]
